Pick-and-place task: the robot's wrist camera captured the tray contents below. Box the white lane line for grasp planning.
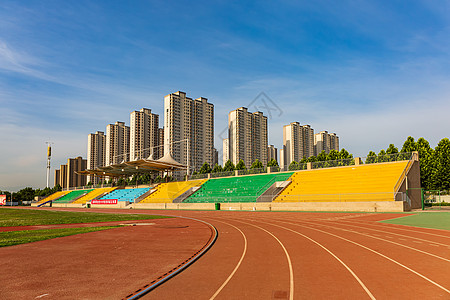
[281,220,450,294]
[253,219,376,300]
[233,219,295,300]
[299,221,450,263]
[340,220,450,239]
[322,220,450,247]
[209,220,248,300]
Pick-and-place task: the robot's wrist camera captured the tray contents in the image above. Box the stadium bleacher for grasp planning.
[72,187,117,204]
[36,191,70,204]
[99,187,151,202]
[53,189,94,203]
[140,180,206,203]
[186,172,293,203]
[275,161,409,202]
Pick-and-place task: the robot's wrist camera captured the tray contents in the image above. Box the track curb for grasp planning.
[124,216,218,299]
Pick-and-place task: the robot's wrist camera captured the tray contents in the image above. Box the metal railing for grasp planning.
[190,173,209,180]
[237,168,267,176]
[363,152,412,164]
[210,170,235,178]
[275,192,403,202]
[311,158,355,169]
[187,192,406,203]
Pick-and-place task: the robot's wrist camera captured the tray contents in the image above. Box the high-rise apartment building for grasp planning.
[222,138,229,165]
[228,107,268,167]
[87,131,106,184]
[130,108,159,161]
[268,145,278,163]
[164,91,214,173]
[282,122,314,167]
[54,156,87,188]
[158,128,164,159]
[314,130,339,155]
[106,121,130,165]
[212,148,219,166]
[329,133,339,153]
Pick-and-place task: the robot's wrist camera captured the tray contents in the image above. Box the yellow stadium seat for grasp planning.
[72,187,117,204]
[275,161,409,202]
[36,191,70,204]
[140,180,207,203]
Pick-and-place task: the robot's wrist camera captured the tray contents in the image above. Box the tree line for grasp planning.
[0,185,62,204]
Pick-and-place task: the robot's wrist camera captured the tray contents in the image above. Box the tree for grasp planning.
[338,148,353,165]
[307,156,317,162]
[267,159,279,167]
[236,159,247,170]
[416,137,434,190]
[223,160,236,172]
[386,144,398,154]
[288,161,299,171]
[327,150,339,161]
[386,143,399,161]
[212,163,223,173]
[317,150,327,161]
[431,138,450,191]
[377,149,388,163]
[199,162,212,174]
[401,136,417,153]
[338,148,352,160]
[366,151,377,164]
[250,159,263,169]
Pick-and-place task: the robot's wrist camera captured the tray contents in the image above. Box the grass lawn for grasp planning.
[0,226,119,247]
[379,212,450,230]
[0,207,170,227]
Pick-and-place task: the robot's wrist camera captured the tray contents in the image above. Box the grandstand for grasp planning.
[275,161,410,202]
[99,187,151,202]
[186,173,293,203]
[53,189,94,203]
[140,180,206,203]
[72,187,117,204]
[35,190,70,204]
[33,152,421,211]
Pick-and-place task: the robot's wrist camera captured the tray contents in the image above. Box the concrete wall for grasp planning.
[406,159,422,209]
[52,203,85,208]
[134,201,404,212]
[134,202,215,210]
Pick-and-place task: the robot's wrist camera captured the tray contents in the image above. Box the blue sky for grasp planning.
[1,1,450,191]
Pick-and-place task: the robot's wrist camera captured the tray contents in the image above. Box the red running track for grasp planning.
[2,208,450,299]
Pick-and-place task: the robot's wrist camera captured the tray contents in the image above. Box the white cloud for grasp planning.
[0,40,54,81]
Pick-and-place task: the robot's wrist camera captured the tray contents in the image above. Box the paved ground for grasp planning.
[2,208,450,299]
[0,215,213,299]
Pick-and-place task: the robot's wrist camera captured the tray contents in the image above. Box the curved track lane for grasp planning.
[17,208,450,299]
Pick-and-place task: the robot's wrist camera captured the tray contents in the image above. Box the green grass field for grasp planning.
[0,207,169,227]
[0,208,171,247]
[0,226,119,247]
[379,212,450,230]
